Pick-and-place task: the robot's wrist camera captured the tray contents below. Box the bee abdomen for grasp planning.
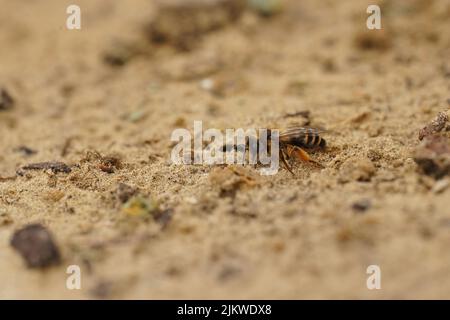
[302,132,326,149]
[318,136,326,148]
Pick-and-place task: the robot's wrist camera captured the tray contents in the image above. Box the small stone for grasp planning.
[14,146,37,156]
[20,161,71,174]
[122,196,160,217]
[10,224,61,268]
[352,199,372,212]
[354,29,392,51]
[154,209,173,229]
[98,156,122,173]
[116,183,138,203]
[414,135,450,179]
[418,111,449,140]
[0,88,14,111]
[81,151,122,173]
[173,117,187,127]
[0,211,13,225]
[199,78,215,91]
[432,178,449,194]
[102,40,144,67]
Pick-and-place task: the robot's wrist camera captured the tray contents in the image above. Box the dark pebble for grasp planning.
[154,208,173,229]
[0,88,14,111]
[14,146,37,156]
[116,183,138,203]
[10,224,61,268]
[352,199,372,212]
[414,135,450,179]
[21,161,71,174]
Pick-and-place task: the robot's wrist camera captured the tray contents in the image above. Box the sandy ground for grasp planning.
[0,0,449,299]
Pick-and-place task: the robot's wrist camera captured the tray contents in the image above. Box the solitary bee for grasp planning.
[223,126,326,175]
[276,127,326,174]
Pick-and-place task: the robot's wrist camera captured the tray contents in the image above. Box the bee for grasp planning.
[276,127,326,174]
[223,126,326,175]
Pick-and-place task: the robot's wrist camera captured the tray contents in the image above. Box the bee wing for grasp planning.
[285,126,327,132]
[280,127,325,137]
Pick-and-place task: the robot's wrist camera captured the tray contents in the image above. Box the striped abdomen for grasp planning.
[280,127,326,149]
[297,130,326,149]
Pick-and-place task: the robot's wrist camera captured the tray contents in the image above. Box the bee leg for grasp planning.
[280,149,295,175]
[293,146,324,168]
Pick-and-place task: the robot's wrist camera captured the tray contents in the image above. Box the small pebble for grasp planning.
[432,179,449,194]
[418,111,448,140]
[10,224,61,268]
[0,88,14,111]
[154,209,173,229]
[20,161,71,174]
[352,199,372,213]
[199,78,215,91]
[116,183,138,203]
[14,146,37,157]
[122,196,160,217]
[414,135,450,179]
[98,156,122,173]
[0,211,13,225]
[354,29,392,51]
